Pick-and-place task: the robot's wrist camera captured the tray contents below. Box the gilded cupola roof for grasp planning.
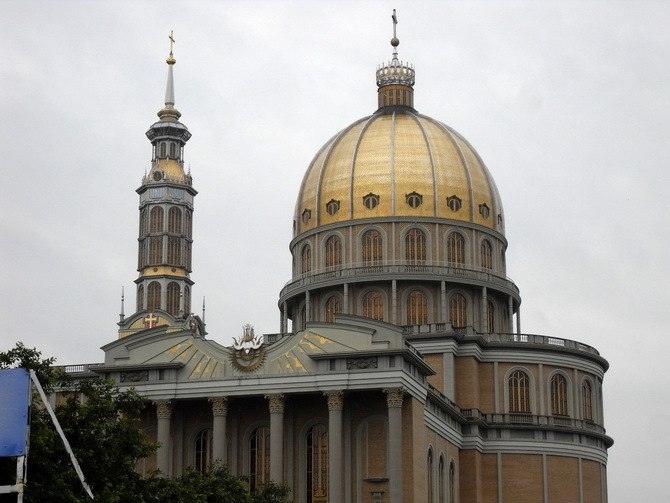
[294,12,504,237]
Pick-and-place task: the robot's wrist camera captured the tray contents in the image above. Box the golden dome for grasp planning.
[294,109,505,236]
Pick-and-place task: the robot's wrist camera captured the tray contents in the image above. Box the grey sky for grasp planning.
[2,1,668,500]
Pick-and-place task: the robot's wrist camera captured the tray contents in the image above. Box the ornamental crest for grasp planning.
[230,324,266,372]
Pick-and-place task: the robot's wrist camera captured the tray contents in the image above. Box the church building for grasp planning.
[66,16,612,503]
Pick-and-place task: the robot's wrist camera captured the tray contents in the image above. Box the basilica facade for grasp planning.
[66,21,611,503]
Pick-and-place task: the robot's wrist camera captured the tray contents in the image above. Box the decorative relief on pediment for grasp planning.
[229,324,266,372]
[346,357,378,370]
[120,371,149,383]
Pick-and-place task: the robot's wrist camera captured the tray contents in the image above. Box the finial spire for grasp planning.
[164,31,176,108]
[119,286,125,323]
[376,9,415,109]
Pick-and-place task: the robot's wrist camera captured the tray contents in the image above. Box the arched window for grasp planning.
[362,229,383,265]
[185,210,192,238]
[324,296,342,323]
[407,290,428,325]
[166,282,180,316]
[138,239,147,268]
[449,293,467,328]
[306,424,328,503]
[582,380,593,421]
[438,455,445,503]
[150,207,164,233]
[169,142,177,158]
[487,299,495,333]
[362,291,384,321]
[159,142,167,158]
[139,208,148,237]
[167,236,181,266]
[194,429,212,474]
[168,207,182,233]
[480,239,493,269]
[185,242,192,270]
[301,245,311,274]
[183,285,191,315]
[149,236,162,264]
[249,426,270,493]
[325,235,341,269]
[551,374,569,416]
[509,370,530,413]
[147,281,161,312]
[405,228,426,263]
[427,448,435,503]
[447,232,465,264]
[137,284,144,311]
[448,461,455,503]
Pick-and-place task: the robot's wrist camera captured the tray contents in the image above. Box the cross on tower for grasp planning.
[168,30,175,55]
[392,9,397,38]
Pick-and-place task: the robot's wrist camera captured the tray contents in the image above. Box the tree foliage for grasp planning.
[0,343,291,503]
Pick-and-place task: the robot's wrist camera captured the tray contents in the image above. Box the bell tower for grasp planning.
[120,33,197,336]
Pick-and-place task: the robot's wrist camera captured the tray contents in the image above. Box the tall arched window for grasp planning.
[405,228,426,263]
[301,245,311,274]
[449,293,467,328]
[194,429,212,474]
[362,291,384,321]
[551,374,569,416]
[137,284,144,311]
[185,242,192,270]
[168,207,182,233]
[150,207,164,233]
[139,208,148,237]
[167,236,181,265]
[582,380,593,421]
[427,448,435,503]
[509,370,530,413]
[306,424,328,503]
[324,296,342,323]
[185,210,192,238]
[325,235,341,269]
[166,282,180,316]
[438,455,445,503]
[407,290,428,325]
[448,461,455,503]
[362,229,383,265]
[249,426,271,493]
[447,232,465,264]
[183,285,191,315]
[480,239,493,269]
[487,299,495,333]
[138,239,147,268]
[147,281,161,312]
[149,236,162,264]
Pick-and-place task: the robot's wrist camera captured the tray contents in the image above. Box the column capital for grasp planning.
[209,396,228,417]
[325,390,344,411]
[265,393,285,414]
[155,400,172,419]
[384,388,405,408]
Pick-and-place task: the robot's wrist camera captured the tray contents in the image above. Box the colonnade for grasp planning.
[154,387,406,503]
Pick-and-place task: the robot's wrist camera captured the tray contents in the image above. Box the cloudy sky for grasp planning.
[2,0,668,500]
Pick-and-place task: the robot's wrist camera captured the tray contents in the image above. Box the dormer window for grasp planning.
[159,142,167,158]
[363,193,380,210]
[169,142,177,158]
[406,191,423,208]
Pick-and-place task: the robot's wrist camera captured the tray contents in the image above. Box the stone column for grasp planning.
[391,279,397,325]
[481,286,487,332]
[155,400,172,476]
[441,281,447,322]
[210,397,228,464]
[266,394,285,483]
[508,296,514,333]
[384,388,404,503]
[343,283,349,314]
[325,391,344,503]
[306,291,312,324]
[516,306,521,335]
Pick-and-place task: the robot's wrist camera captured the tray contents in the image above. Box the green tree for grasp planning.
[0,343,292,503]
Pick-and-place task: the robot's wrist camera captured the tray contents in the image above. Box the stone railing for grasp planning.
[280,262,519,300]
[56,363,104,374]
[460,409,607,435]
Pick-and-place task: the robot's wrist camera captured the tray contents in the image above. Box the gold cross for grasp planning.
[144,312,158,328]
[169,30,175,54]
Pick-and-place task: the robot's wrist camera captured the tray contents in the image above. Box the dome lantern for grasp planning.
[376,9,415,110]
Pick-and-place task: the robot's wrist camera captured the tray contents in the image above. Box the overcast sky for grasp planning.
[2,0,668,500]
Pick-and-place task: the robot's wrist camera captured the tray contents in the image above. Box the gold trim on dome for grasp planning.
[140,266,189,278]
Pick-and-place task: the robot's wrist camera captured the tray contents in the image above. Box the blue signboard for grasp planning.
[0,368,31,457]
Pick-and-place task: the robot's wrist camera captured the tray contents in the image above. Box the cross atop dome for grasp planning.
[376,10,415,109]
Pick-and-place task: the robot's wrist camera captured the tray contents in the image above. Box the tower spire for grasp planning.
[159,30,181,121]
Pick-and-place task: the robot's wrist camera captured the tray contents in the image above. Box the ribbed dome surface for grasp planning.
[294,108,504,236]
